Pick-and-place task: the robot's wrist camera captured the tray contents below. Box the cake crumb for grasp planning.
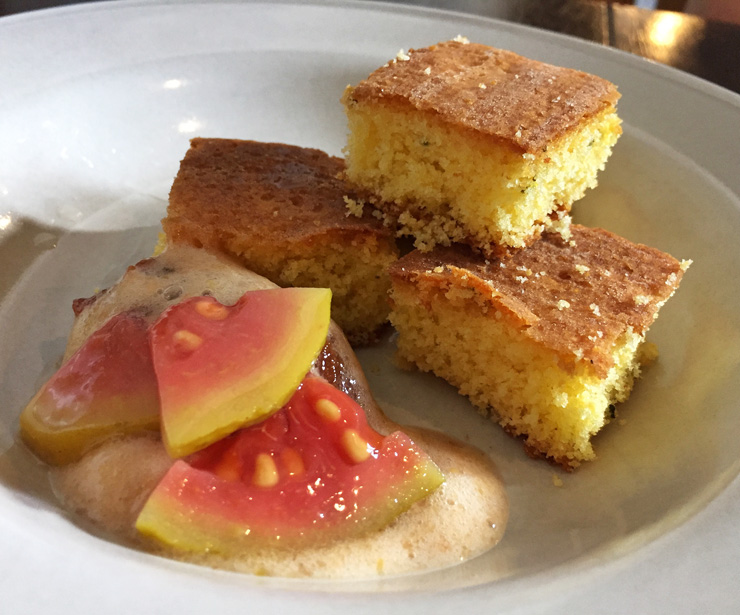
[634,294,650,306]
[453,35,470,44]
[343,195,364,217]
[552,474,563,487]
[396,49,410,62]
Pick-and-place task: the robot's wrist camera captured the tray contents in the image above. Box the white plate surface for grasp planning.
[1,1,740,613]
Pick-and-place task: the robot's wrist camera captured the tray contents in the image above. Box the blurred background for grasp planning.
[6,0,739,24]
[1,0,738,93]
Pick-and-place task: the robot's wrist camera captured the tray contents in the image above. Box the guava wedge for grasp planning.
[19,312,160,465]
[136,376,444,552]
[150,288,331,458]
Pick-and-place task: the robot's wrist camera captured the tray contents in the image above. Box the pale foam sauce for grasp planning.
[49,245,508,578]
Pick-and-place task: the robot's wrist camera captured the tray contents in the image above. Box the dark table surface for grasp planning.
[2,0,739,95]
[382,0,740,94]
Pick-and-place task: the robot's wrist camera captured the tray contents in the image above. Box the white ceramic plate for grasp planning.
[2,1,740,613]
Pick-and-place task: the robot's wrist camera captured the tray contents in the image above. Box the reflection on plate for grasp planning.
[1,1,739,613]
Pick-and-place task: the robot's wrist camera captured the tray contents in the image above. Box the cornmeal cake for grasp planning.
[388,225,690,468]
[163,138,399,345]
[342,39,622,254]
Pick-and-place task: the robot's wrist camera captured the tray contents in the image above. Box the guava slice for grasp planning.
[19,312,160,465]
[150,288,331,458]
[136,376,444,552]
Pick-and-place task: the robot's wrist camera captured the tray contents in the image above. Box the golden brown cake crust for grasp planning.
[165,138,391,246]
[389,225,685,377]
[344,40,620,153]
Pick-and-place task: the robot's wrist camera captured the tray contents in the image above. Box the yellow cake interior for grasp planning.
[227,235,397,347]
[343,101,621,251]
[389,277,647,468]
[157,232,395,346]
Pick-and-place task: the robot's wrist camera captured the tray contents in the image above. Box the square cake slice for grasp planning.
[342,39,622,255]
[163,138,398,345]
[388,225,690,468]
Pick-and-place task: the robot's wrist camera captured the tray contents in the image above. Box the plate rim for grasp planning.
[1,1,740,613]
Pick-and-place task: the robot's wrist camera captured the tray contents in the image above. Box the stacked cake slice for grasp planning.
[342,38,622,255]
[342,39,689,468]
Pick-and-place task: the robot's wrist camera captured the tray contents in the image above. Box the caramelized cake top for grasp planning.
[389,225,687,377]
[166,138,392,245]
[343,40,620,153]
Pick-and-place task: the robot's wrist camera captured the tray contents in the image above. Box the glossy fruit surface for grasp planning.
[150,288,332,458]
[136,377,444,552]
[20,312,160,465]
